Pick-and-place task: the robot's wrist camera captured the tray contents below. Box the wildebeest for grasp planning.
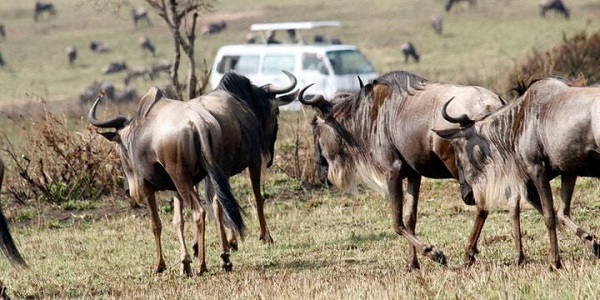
[102,61,127,75]
[151,60,172,78]
[66,46,77,65]
[401,42,420,63]
[138,36,156,57]
[0,157,28,269]
[540,0,570,19]
[90,41,109,53]
[432,16,443,36]
[445,0,476,12]
[0,51,5,68]
[89,71,297,275]
[124,66,154,85]
[131,8,152,28]
[202,20,227,35]
[0,23,6,39]
[434,75,600,269]
[34,1,57,22]
[79,81,115,105]
[298,71,504,270]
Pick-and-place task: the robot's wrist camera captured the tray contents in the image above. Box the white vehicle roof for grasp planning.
[214,43,359,54]
[250,21,341,31]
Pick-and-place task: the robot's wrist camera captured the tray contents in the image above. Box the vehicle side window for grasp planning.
[326,50,375,75]
[217,55,259,75]
[302,53,329,75]
[263,54,295,75]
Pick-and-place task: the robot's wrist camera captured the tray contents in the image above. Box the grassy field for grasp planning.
[1,0,600,299]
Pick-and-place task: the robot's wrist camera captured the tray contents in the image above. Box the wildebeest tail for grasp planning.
[0,161,27,269]
[195,129,246,239]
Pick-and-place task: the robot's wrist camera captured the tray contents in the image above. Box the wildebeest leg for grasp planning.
[143,186,166,273]
[388,161,446,270]
[404,174,421,270]
[249,166,274,244]
[557,175,600,258]
[172,194,192,276]
[188,193,207,274]
[212,194,233,272]
[529,168,561,269]
[464,208,488,267]
[509,196,525,266]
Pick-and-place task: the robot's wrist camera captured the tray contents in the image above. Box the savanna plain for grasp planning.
[1,0,600,299]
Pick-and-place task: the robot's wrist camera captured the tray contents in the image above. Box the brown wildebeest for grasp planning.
[435,75,600,270]
[202,20,227,35]
[299,71,505,270]
[540,0,569,19]
[89,71,296,275]
[34,1,57,22]
[0,158,28,269]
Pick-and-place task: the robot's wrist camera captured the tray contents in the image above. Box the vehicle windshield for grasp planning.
[326,49,375,75]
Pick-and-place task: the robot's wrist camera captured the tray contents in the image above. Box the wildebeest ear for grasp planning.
[432,128,465,140]
[99,131,121,143]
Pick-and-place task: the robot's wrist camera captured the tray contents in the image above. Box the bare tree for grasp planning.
[145,0,214,100]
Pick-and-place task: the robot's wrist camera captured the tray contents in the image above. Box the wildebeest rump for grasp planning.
[435,75,600,269]
[540,0,569,19]
[0,157,27,269]
[89,71,296,275]
[299,71,504,270]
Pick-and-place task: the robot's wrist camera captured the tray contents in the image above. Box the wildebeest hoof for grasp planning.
[432,251,447,265]
[192,242,198,258]
[181,259,192,276]
[154,264,166,274]
[222,262,233,272]
[260,234,274,245]
[404,261,420,272]
[590,240,600,258]
[463,256,476,268]
[229,241,238,252]
[197,264,208,276]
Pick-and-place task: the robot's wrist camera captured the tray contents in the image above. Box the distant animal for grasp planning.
[401,42,420,63]
[138,36,156,57]
[131,8,152,28]
[434,75,600,270]
[113,85,138,103]
[202,20,227,35]
[445,0,476,12]
[66,46,77,65]
[33,1,57,22]
[540,0,569,19]
[432,16,443,35]
[102,61,127,75]
[299,71,504,270]
[124,66,154,85]
[88,71,297,275]
[0,51,5,68]
[0,23,6,39]
[90,41,109,53]
[151,60,172,77]
[0,157,28,269]
[79,81,115,105]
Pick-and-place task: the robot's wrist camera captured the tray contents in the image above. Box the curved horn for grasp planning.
[357,76,364,89]
[298,84,332,113]
[266,70,297,94]
[441,97,474,127]
[88,91,128,129]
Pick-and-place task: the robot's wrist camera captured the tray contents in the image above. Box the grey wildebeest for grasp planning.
[298,71,504,270]
[138,36,156,57]
[66,46,77,65]
[89,71,296,275]
[131,7,152,28]
[445,0,476,12]
[0,158,27,269]
[34,1,57,22]
[401,42,420,63]
[434,75,600,270]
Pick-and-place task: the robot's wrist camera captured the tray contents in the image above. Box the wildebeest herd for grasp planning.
[0,0,597,279]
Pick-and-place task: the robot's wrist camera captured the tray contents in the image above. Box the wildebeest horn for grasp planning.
[88,91,129,129]
[266,70,297,94]
[441,97,474,127]
[298,84,331,113]
[357,76,364,89]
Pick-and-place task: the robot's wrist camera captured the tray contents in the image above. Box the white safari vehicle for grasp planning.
[209,21,379,110]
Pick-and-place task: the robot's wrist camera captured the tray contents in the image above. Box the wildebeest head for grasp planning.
[215,70,297,168]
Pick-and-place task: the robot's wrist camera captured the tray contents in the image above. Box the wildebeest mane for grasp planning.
[216,72,272,121]
[331,71,428,120]
[511,73,587,96]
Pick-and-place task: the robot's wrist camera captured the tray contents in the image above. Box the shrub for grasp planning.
[2,104,125,208]
[509,30,600,87]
